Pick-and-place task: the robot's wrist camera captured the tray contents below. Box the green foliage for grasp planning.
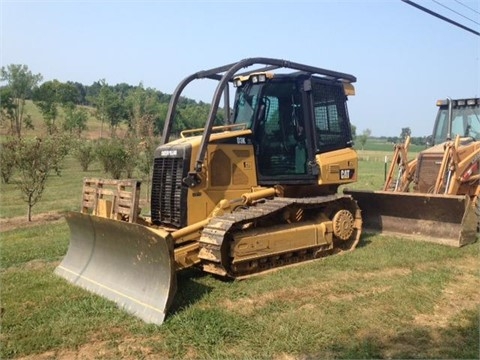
[73,140,97,171]
[0,88,16,130]
[95,138,129,179]
[400,126,412,140]
[351,123,357,138]
[2,64,226,140]
[136,137,157,177]
[94,134,152,179]
[0,64,43,137]
[0,137,17,184]
[63,105,88,135]
[90,80,128,137]
[33,80,60,134]
[32,80,80,134]
[122,135,141,178]
[125,83,165,136]
[13,135,70,220]
[357,128,372,150]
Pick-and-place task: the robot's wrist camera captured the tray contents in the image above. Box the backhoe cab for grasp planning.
[431,98,480,145]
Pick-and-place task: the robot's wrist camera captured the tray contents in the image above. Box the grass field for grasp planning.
[1,224,478,359]
[0,111,478,359]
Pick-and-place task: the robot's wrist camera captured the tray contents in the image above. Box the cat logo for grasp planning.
[340,169,354,180]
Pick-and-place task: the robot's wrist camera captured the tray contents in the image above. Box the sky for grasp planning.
[1,0,479,137]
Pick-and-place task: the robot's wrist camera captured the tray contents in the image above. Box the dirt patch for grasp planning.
[0,212,65,232]
[274,353,308,360]
[16,335,167,360]
[24,259,52,271]
[16,341,111,360]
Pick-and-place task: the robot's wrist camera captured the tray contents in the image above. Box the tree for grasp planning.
[137,116,158,199]
[122,134,140,178]
[357,128,372,150]
[0,64,42,137]
[14,135,69,221]
[350,124,357,139]
[0,88,17,132]
[125,83,148,136]
[67,81,87,105]
[95,138,128,179]
[125,84,167,137]
[33,80,59,134]
[33,80,80,134]
[73,140,97,171]
[400,127,411,141]
[63,106,88,135]
[91,80,127,137]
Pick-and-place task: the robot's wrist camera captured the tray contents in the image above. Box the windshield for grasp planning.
[232,83,262,128]
[433,105,480,145]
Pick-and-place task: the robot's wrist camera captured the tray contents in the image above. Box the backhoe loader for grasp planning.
[345,98,480,246]
[56,58,362,325]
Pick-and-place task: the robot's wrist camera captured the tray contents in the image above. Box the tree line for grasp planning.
[0,64,221,139]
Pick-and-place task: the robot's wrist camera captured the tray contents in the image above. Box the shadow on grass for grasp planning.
[356,231,377,249]
[167,267,213,317]
[309,309,480,359]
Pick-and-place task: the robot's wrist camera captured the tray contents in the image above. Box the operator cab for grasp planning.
[231,72,354,184]
[432,98,480,145]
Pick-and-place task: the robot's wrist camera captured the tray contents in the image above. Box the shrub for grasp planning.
[95,138,128,179]
[14,135,70,221]
[122,135,141,178]
[0,138,17,184]
[73,140,97,171]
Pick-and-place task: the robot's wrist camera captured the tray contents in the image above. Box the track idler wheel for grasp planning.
[332,209,355,241]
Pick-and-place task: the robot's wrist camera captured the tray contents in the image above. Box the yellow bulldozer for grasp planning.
[345,97,480,246]
[56,58,363,325]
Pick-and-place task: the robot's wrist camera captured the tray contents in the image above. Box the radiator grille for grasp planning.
[414,153,442,193]
[151,156,187,227]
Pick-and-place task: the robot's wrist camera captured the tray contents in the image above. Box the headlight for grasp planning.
[233,78,243,87]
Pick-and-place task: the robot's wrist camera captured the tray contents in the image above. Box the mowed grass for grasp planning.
[1,225,479,359]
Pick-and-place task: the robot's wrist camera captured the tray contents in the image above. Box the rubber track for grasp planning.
[199,194,358,278]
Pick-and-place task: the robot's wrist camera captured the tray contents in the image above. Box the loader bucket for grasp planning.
[55,212,176,325]
[344,190,478,247]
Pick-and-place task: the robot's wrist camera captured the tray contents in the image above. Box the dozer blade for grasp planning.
[344,190,478,247]
[55,212,176,325]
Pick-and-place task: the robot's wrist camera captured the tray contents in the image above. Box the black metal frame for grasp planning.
[160,57,357,179]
